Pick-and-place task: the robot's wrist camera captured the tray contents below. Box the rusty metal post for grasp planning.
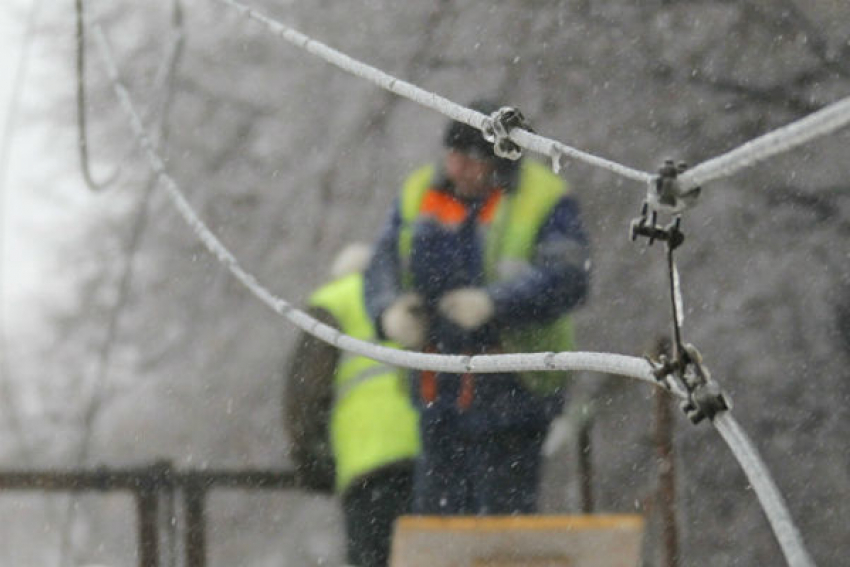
[653,336,679,567]
[577,416,593,513]
[135,484,160,567]
[184,482,207,567]
[654,387,679,567]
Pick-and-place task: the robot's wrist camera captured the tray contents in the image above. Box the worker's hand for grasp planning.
[381,292,428,350]
[438,287,495,330]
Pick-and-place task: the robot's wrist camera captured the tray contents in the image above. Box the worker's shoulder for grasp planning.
[519,159,570,197]
[309,273,363,312]
[400,163,438,220]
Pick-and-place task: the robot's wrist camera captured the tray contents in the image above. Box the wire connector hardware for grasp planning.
[647,159,702,215]
[630,205,685,248]
[648,344,731,424]
[482,106,532,160]
[630,160,695,247]
[634,162,730,424]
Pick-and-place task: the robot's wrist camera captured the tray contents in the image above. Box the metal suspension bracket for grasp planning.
[648,343,731,424]
[634,161,731,424]
[648,159,701,215]
[481,106,532,160]
[630,203,685,248]
[629,159,695,248]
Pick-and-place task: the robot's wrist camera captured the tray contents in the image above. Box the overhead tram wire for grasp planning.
[214,0,850,196]
[714,413,815,567]
[212,0,654,186]
[680,94,850,190]
[93,23,816,566]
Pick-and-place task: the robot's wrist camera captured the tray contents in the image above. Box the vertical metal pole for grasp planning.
[136,485,160,567]
[652,336,679,567]
[184,482,207,567]
[148,460,177,567]
[655,380,679,567]
[161,482,178,567]
[577,417,593,513]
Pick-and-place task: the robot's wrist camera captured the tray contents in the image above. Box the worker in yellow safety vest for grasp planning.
[363,99,591,515]
[284,243,420,567]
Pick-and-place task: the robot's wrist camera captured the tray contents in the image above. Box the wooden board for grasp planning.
[390,515,644,567]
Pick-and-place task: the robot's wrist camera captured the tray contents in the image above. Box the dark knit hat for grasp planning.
[443,99,500,157]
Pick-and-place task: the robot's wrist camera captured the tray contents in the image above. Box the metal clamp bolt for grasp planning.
[481,106,532,160]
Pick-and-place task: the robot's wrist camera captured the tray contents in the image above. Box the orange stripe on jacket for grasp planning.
[419,189,502,226]
[478,190,502,223]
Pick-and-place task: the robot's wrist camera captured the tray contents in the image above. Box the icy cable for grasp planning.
[714,413,815,567]
[214,0,850,193]
[94,24,815,567]
[90,24,666,389]
[680,94,850,190]
[212,0,654,185]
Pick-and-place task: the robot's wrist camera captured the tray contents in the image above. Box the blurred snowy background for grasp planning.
[1,0,848,566]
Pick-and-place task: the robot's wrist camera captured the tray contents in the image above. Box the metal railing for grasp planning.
[0,462,297,567]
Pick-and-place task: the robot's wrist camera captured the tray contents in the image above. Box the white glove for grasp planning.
[381,292,428,350]
[437,287,495,330]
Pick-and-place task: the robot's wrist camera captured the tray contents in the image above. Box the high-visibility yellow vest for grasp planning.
[309,273,421,493]
[397,160,576,394]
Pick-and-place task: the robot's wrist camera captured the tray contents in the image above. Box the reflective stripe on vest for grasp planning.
[334,352,399,404]
[309,273,420,493]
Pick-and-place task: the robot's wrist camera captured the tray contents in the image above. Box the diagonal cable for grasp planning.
[212,0,654,185]
[215,0,850,196]
[681,94,850,189]
[714,412,815,567]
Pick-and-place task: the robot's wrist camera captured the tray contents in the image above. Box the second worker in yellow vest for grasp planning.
[284,243,420,567]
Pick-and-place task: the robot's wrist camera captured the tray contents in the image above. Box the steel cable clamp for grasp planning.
[482,106,532,160]
[648,344,732,424]
[648,159,701,215]
[630,161,695,247]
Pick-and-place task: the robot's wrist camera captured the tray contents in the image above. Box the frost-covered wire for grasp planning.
[221,0,848,193]
[681,94,850,189]
[512,128,653,183]
[90,23,665,388]
[714,413,815,567]
[212,0,654,185]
